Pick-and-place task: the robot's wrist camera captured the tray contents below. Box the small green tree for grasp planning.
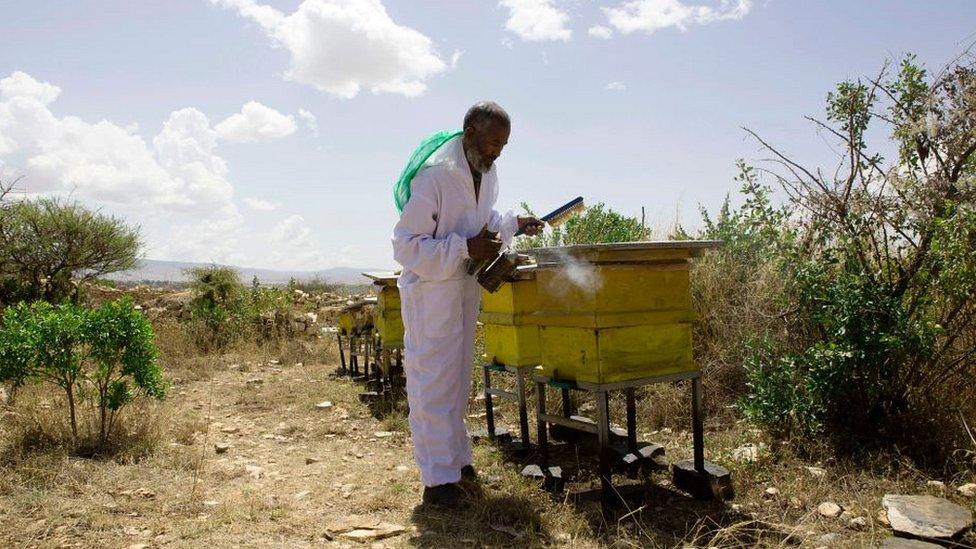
[186,265,248,350]
[0,298,164,448]
[0,196,141,304]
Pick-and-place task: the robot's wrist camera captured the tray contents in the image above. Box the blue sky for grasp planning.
[1,0,974,270]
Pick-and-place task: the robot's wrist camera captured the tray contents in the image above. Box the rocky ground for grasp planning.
[1,336,975,547]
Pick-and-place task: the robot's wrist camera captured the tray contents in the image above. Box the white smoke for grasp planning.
[543,247,603,297]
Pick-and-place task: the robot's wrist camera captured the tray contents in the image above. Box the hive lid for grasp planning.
[362,270,400,284]
[529,240,722,265]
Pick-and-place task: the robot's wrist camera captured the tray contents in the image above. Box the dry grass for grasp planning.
[1,309,974,548]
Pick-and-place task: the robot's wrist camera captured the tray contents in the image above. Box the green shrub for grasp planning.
[516,202,650,249]
[707,52,976,464]
[0,298,165,452]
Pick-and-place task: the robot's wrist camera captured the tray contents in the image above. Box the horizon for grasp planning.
[2,1,975,271]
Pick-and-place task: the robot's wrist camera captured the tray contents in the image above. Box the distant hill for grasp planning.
[107,259,378,285]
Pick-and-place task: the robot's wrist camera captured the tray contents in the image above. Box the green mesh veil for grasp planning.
[394,130,463,213]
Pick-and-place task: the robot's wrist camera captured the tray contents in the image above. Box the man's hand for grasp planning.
[467,225,502,261]
[517,216,545,236]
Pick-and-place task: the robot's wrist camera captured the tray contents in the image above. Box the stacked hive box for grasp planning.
[531,241,720,384]
[479,267,539,367]
[363,272,403,349]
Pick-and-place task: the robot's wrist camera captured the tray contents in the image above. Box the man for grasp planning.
[392,101,543,507]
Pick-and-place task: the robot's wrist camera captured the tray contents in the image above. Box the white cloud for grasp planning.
[0,71,327,269]
[297,108,319,137]
[606,81,626,91]
[602,0,752,35]
[500,0,572,42]
[215,101,296,143]
[211,0,449,98]
[269,214,327,267]
[243,197,280,211]
[588,25,614,39]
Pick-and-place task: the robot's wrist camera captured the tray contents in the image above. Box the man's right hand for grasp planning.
[467,225,502,261]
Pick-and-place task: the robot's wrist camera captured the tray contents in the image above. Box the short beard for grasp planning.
[465,146,492,174]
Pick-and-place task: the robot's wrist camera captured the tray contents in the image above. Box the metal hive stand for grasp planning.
[532,370,732,503]
[481,362,532,450]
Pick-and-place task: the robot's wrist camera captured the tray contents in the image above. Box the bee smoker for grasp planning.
[477,251,523,293]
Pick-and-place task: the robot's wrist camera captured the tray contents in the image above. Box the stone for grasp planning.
[327,517,406,543]
[880,538,943,548]
[817,501,843,518]
[305,457,320,465]
[818,533,841,545]
[394,465,409,473]
[789,497,804,509]
[882,494,974,540]
[764,487,780,498]
[957,483,976,498]
[214,442,231,454]
[294,490,311,500]
[245,464,265,479]
[848,516,867,530]
[220,426,239,434]
[806,466,827,479]
[373,431,394,438]
[732,444,759,463]
[202,500,220,507]
[245,377,263,385]
[672,459,734,500]
[315,401,333,410]
[926,480,946,490]
[877,509,891,526]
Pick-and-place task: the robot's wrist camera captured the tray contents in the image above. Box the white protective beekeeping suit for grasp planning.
[392,135,518,487]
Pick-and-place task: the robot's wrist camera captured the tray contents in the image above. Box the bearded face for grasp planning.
[463,118,510,174]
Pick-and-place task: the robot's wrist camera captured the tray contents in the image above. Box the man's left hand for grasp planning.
[517,216,545,236]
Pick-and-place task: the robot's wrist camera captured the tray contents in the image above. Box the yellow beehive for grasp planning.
[530,241,720,384]
[363,271,404,349]
[479,267,540,367]
[338,298,375,335]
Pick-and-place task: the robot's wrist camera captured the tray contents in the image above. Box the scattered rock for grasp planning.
[877,509,891,526]
[818,533,841,545]
[134,488,155,499]
[789,497,804,509]
[818,501,843,518]
[764,487,780,498]
[732,444,759,463]
[394,465,410,473]
[220,425,239,434]
[127,545,150,549]
[202,500,220,507]
[214,442,231,454]
[806,466,827,479]
[882,494,974,540]
[315,401,333,410]
[957,483,976,498]
[327,517,406,542]
[880,538,943,548]
[926,480,946,490]
[294,490,311,500]
[305,457,320,465]
[245,377,263,385]
[848,516,867,530]
[245,464,265,480]
[373,431,394,438]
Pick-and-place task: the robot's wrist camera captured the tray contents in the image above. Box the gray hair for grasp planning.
[463,101,510,131]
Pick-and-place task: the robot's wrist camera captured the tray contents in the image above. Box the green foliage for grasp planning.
[0,195,141,304]
[703,52,976,464]
[516,202,650,249]
[184,265,292,350]
[0,298,164,451]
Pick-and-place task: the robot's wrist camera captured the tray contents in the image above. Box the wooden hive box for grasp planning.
[529,241,720,384]
[479,266,540,367]
[363,271,404,349]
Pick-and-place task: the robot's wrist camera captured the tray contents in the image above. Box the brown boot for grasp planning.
[422,483,463,507]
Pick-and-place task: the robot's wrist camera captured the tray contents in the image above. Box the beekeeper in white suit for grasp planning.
[392,102,543,507]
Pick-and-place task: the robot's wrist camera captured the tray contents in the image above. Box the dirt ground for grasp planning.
[2,347,975,548]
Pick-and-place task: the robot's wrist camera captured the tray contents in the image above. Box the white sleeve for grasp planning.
[392,170,470,280]
[488,209,519,247]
